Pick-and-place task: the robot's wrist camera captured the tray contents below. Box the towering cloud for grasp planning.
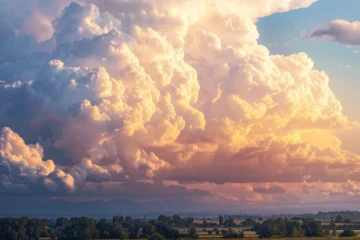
[0,0,359,205]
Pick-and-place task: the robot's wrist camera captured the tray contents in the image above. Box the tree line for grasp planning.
[269,211,360,222]
[0,214,358,240]
[248,217,356,238]
[0,215,179,240]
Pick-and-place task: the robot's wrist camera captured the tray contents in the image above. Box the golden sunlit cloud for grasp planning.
[0,0,359,206]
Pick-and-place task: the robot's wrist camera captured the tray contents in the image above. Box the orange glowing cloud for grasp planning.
[0,0,359,205]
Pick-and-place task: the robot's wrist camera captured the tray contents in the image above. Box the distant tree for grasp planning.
[171,215,181,221]
[183,217,195,228]
[224,216,236,227]
[56,217,69,228]
[256,218,303,238]
[340,230,357,237]
[291,226,304,238]
[157,215,169,223]
[97,219,111,238]
[141,223,156,238]
[0,217,49,240]
[286,221,304,238]
[207,230,213,235]
[60,217,99,240]
[113,216,120,224]
[302,219,324,237]
[113,215,125,224]
[223,229,244,238]
[0,218,18,240]
[331,229,337,237]
[329,220,337,230]
[219,215,224,226]
[46,228,56,240]
[26,218,47,239]
[110,222,128,240]
[148,233,166,240]
[171,215,181,226]
[121,220,137,239]
[155,222,179,239]
[242,218,257,227]
[188,228,199,239]
[344,219,352,223]
[335,215,344,223]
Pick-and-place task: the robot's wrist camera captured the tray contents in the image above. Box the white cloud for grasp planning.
[0,127,113,194]
[53,2,122,45]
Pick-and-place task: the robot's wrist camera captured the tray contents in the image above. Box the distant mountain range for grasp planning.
[2,197,360,218]
[0,197,224,218]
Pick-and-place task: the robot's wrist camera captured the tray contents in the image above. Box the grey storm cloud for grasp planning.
[306,19,360,46]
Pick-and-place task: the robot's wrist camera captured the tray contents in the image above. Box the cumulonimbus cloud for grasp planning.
[306,19,360,46]
[1,0,359,205]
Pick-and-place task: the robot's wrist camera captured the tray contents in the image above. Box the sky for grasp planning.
[1,0,360,213]
[257,0,360,121]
